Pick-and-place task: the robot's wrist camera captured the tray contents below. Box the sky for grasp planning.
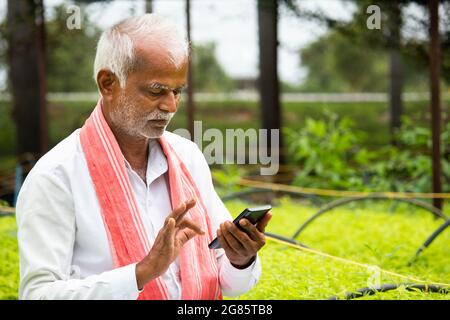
[0,0,357,89]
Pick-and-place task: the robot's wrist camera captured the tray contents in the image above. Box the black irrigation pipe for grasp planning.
[328,283,450,300]
[292,195,449,239]
[264,232,310,248]
[408,219,450,266]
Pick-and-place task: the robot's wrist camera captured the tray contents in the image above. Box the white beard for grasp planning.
[109,93,174,138]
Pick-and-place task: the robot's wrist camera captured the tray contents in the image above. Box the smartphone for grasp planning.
[208,205,272,249]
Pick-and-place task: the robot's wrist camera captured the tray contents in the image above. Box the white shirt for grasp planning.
[16,130,261,300]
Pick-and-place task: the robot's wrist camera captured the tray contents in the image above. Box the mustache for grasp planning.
[146,111,174,121]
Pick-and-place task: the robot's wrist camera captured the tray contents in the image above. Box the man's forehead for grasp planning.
[132,49,188,86]
[135,43,187,71]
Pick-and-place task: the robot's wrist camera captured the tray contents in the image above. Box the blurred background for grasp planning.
[0,0,449,300]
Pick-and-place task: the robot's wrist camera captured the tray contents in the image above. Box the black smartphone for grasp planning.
[208,205,272,249]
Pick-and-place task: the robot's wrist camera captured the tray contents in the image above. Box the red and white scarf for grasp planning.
[79,99,221,300]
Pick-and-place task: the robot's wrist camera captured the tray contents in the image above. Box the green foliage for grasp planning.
[300,31,389,92]
[295,0,449,92]
[284,112,366,189]
[1,5,235,93]
[0,102,15,157]
[285,113,450,192]
[211,165,244,196]
[0,4,104,92]
[192,42,235,92]
[366,117,450,192]
[45,5,101,92]
[299,29,432,92]
[367,119,429,192]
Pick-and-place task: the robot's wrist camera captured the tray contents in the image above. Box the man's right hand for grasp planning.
[135,198,204,290]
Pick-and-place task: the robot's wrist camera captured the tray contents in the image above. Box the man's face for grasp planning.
[108,46,188,139]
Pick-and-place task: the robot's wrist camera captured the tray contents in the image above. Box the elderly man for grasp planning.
[16,14,271,300]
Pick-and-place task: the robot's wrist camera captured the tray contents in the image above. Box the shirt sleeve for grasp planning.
[16,169,141,300]
[188,144,262,297]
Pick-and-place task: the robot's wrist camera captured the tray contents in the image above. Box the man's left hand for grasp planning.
[217,212,272,269]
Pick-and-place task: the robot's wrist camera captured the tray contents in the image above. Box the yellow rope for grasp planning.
[265,235,450,287]
[239,178,450,200]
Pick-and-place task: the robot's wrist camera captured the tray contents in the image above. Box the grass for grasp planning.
[0,216,19,300]
[224,198,450,300]
[0,197,448,300]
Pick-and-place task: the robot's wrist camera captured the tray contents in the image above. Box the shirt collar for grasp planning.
[123,139,168,186]
[146,139,168,184]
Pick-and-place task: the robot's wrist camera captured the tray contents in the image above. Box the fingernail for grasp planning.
[240,220,247,226]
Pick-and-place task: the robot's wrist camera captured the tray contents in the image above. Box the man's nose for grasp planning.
[159,92,178,113]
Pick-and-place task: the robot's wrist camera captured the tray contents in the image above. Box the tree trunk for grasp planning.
[386,1,403,145]
[145,0,153,13]
[7,0,48,159]
[257,0,283,164]
[429,0,443,210]
[389,49,403,145]
[186,0,195,138]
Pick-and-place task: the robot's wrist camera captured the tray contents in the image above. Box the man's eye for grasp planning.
[149,88,164,96]
[173,89,182,96]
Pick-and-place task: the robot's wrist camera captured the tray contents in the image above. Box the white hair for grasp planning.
[93,13,189,88]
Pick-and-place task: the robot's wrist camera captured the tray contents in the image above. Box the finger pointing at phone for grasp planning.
[217,212,272,269]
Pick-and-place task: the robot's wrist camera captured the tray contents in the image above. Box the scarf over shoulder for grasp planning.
[79,99,222,300]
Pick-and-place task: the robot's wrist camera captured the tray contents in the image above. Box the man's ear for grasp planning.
[96,69,120,101]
